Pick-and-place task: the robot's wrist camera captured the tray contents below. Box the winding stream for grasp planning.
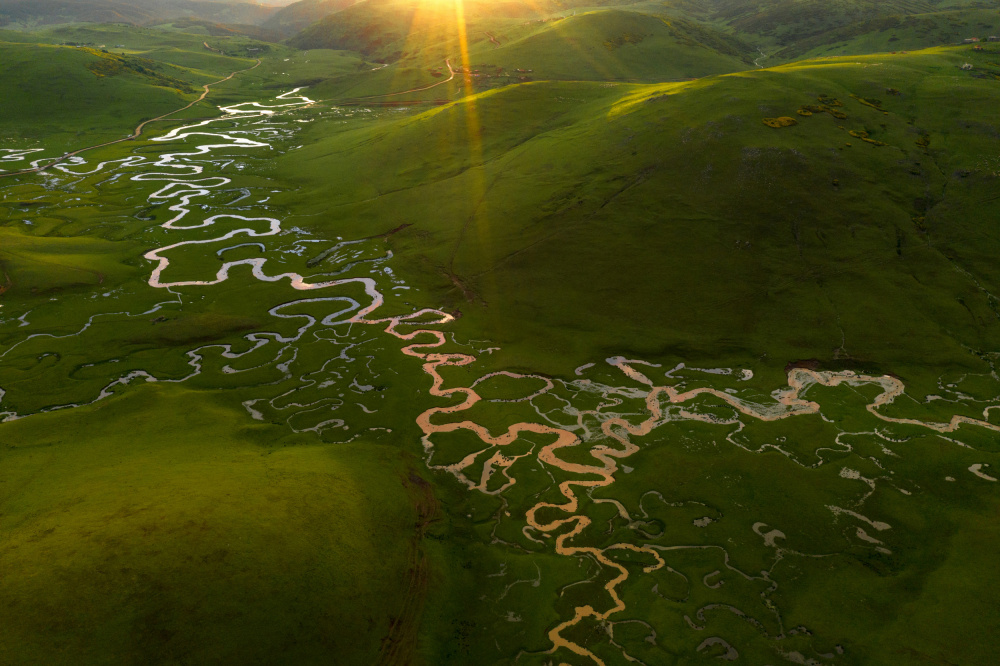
[2,86,1000,665]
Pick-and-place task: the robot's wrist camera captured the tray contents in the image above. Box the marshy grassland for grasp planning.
[2,6,1000,664]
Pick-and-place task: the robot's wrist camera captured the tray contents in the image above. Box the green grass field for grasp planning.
[0,25,278,154]
[2,10,1000,666]
[1,385,424,665]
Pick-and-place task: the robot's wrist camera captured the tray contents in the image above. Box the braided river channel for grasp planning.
[2,88,1000,665]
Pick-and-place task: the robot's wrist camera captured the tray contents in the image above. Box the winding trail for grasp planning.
[343,59,456,101]
[0,59,261,179]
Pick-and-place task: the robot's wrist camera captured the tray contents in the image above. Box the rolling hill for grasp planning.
[276,44,1000,391]
[0,26,279,153]
[285,0,541,59]
[289,0,756,83]
[475,10,756,81]
[706,0,991,43]
[775,7,1000,59]
[0,0,276,29]
[270,0,660,39]
[260,0,359,36]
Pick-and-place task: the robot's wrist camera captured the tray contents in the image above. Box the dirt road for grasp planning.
[346,59,456,101]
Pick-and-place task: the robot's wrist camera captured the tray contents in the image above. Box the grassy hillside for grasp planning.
[0,0,276,29]
[0,25,305,154]
[287,0,505,60]
[287,0,674,59]
[0,0,155,27]
[0,384,425,665]
[262,0,359,36]
[37,22,280,59]
[0,41,214,151]
[275,0,660,41]
[474,10,755,82]
[707,0,989,44]
[777,8,1000,59]
[289,3,756,88]
[278,45,1000,394]
[152,16,286,42]
[612,0,997,61]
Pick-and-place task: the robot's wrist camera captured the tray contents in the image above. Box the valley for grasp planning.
[1,2,1000,664]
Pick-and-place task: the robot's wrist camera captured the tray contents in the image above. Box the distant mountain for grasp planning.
[261,0,358,37]
[0,0,276,29]
[274,0,652,40]
[0,0,154,26]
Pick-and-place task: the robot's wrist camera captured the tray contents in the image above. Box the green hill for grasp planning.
[708,0,988,44]
[278,45,1000,391]
[1,42,200,149]
[286,0,674,59]
[775,8,1000,59]
[0,0,156,26]
[289,1,755,83]
[0,27,275,154]
[286,0,523,59]
[261,0,359,37]
[474,10,756,82]
[151,17,286,42]
[0,0,275,29]
[1,385,425,665]
[274,0,657,41]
